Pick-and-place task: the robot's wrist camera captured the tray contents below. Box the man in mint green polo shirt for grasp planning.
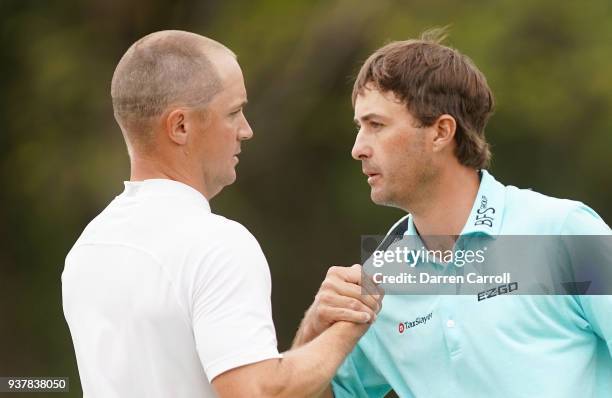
[332,169,611,397]
[293,30,611,397]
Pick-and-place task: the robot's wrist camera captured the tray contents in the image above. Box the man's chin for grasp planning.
[370,189,387,205]
[371,189,400,208]
[207,173,237,199]
[224,171,237,187]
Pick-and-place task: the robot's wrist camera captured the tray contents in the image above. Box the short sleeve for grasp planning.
[332,342,391,398]
[191,222,281,381]
[561,203,611,235]
[561,204,612,354]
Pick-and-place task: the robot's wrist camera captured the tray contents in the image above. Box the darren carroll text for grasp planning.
[372,272,512,285]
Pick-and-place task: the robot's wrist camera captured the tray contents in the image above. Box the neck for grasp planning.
[129,152,213,199]
[409,165,480,238]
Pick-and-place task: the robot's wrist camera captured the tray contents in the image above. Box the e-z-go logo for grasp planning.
[398,312,433,334]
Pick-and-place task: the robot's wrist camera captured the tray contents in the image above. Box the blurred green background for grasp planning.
[1,0,610,396]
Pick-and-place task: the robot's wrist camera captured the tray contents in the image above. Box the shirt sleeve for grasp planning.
[332,341,392,398]
[561,204,612,354]
[191,221,281,382]
[561,203,611,235]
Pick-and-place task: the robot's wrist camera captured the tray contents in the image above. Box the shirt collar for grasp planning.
[404,170,505,238]
[122,179,211,213]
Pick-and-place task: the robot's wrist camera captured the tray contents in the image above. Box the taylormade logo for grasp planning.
[398,312,433,334]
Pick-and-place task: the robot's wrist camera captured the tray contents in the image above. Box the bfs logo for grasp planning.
[475,195,495,228]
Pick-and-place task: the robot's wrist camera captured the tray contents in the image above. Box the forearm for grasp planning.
[292,307,317,348]
[215,264,380,397]
[266,321,364,398]
[292,264,382,350]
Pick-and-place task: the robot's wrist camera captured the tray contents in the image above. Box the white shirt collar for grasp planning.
[122,179,211,213]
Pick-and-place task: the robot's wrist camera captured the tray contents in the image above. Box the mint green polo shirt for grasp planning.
[332,170,612,397]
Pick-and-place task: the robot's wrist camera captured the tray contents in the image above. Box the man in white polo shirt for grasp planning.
[62,30,382,398]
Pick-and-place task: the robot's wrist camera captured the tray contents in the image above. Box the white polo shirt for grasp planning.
[62,179,281,398]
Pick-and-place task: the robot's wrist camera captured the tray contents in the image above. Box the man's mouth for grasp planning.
[363,170,381,184]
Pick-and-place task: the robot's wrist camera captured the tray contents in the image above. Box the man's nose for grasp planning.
[239,115,253,141]
[351,130,372,160]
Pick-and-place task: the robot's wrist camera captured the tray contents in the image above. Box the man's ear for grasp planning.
[431,114,457,153]
[165,108,189,145]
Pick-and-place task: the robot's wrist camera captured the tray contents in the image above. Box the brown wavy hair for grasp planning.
[352,28,494,169]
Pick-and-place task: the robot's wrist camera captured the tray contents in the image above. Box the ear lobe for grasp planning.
[432,114,457,153]
[166,108,188,145]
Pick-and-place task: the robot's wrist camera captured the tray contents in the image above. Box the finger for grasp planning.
[321,294,379,319]
[327,280,381,313]
[329,264,376,295]
[353,289,382,313]
[343,264,363,284]
[348,264,383,297]
[356,271,385,305]
[371,284,385,301]
[323,307,373,324]
[361,271,381,296]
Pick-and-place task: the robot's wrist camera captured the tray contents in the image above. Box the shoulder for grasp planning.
[188,215,271,299]
[505,185,581,220]
[201,213,256,240]
[502,184,610,234]
[183,211,263,255]
[181,213,271,294]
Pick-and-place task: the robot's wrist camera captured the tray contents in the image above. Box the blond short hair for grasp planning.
[111,30,233,148]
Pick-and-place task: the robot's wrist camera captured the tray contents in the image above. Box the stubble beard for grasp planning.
[376,154,438,213]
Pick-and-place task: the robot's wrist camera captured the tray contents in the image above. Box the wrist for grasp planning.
[329,321,369,346]
[294,308,321,347]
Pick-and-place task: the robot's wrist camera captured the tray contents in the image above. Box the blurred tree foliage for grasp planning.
[0,0,610,396]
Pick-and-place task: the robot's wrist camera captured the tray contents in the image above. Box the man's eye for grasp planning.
[230,109,242,116]
[369,121,383,129]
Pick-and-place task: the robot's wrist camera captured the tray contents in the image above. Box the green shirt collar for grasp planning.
[404,170,505,238]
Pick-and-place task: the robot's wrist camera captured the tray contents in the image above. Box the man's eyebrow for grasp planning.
[354,113,383,123]
[229,99,248,111]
